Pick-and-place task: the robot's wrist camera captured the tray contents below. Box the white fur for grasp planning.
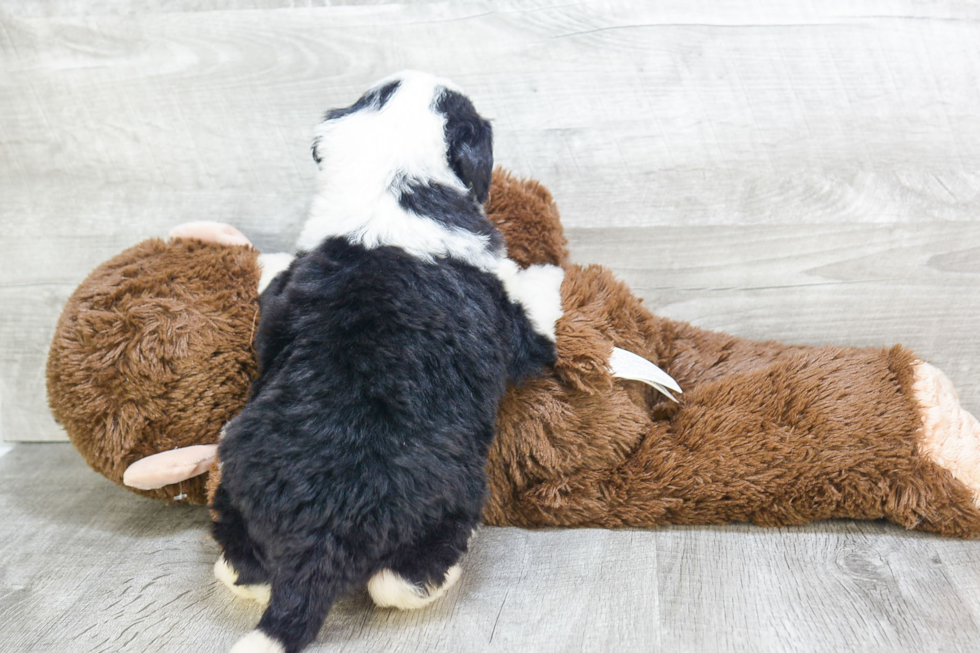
[256,252,295,294]
[494,259,565,341]
[214,555,271,606]
[297,70,498,271]
[229,630,284,653]
[367,564,462,610]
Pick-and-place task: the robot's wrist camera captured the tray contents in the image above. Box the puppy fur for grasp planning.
[211,72,557,653]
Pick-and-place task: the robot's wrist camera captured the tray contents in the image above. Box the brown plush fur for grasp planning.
[484,265,980,537]
[47,170,980,537]
[485,170,569,269]
[47,239,260,503]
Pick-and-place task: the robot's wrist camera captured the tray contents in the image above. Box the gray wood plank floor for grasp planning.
[4,443,980,653]
[2,0,980,651]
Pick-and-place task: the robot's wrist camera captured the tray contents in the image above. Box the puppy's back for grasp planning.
[216,71,560,653]
[220,237,552,543]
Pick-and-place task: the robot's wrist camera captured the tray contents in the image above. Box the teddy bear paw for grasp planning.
[912,361,980,507]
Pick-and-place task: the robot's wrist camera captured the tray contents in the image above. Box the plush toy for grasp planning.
[47,170,980,538]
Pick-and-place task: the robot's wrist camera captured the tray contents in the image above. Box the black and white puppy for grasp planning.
[211,71,564,653]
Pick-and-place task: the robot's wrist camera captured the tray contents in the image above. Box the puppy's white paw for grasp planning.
[367,565,462,610]
[229,630,284,653]
[214,555,272,606]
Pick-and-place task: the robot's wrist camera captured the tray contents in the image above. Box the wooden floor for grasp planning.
[3,0,980,651]
[5,443,980,653]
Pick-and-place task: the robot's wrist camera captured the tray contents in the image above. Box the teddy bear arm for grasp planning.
[653,317,814,390]
[605,345,980,537]
[547,264,781,396]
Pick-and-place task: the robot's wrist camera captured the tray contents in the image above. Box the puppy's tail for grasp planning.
[228,563,342,653]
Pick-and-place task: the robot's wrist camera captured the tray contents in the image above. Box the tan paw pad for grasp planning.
[913,362,980,508]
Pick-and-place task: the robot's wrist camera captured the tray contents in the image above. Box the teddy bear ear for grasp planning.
[168,222,253,247]
[123,445,218,490]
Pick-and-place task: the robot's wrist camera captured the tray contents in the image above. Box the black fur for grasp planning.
[323,80,401,121]
[215,240,553,652]
[436,90,494,203]
[375,80,400,109]
[397,180,504,253]
[213,77,554,653]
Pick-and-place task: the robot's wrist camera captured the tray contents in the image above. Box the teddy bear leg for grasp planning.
[912,362,980,508]
[211,483,272,606]
[367,518,474,610]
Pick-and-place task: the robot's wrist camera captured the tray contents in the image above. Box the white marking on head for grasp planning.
[297,71,497,269]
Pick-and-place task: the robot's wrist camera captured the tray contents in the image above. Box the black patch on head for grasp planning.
[313,80,403,164]
[435,90,493,204]
[322,90,374,121]
[397,180,504,253]
[322,80,402,122]
[375,80,400,109]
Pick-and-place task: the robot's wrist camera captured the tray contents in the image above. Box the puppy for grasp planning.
[211,71,564,653]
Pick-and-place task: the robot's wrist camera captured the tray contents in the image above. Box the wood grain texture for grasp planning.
[4,0,980,442]
[3,3,980,648]
[3,443,980,652]
[4,0,451,18]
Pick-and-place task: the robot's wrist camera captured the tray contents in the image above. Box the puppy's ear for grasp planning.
[439,91,493,204]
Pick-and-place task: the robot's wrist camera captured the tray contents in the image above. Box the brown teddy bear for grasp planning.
[47,170,980,538]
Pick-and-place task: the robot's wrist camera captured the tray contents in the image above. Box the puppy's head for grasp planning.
[311,71,493,203]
